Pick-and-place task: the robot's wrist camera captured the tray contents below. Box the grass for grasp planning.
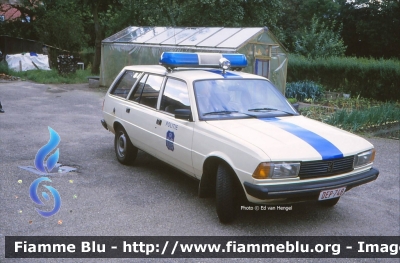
[0,62,92,84]
[12,69,92,84]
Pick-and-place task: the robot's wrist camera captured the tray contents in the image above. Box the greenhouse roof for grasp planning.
[103,26,266,49]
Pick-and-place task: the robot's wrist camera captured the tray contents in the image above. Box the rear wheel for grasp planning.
[114,127,138,165]
[319,197,340,207]
[216,163,237,223]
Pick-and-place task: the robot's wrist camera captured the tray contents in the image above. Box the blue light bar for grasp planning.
[160,52,247,69]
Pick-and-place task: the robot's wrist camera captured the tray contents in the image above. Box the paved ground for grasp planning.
[0,80,399,263]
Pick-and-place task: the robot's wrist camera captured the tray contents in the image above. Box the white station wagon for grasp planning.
[101,52,379,223]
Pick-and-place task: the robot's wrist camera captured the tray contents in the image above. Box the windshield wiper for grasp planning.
[247,108,296,116]
[203,110,238,116]
[248,107,278,112]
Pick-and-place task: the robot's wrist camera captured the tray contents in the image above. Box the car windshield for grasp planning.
[194,79,297,120]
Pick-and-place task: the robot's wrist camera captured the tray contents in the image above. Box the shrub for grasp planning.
[285,81,325,102]
[0,61,10,74]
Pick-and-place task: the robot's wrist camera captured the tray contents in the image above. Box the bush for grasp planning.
[0,61,10,74]
[285,81,325,102]
[287,55,400,101]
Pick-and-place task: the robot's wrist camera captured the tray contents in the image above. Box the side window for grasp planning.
[129,74,164,109]
[110,70,140,98]
[160,78,190,114]
[129,74,149,102]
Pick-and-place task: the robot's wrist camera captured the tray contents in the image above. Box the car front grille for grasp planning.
[299,156,355,179]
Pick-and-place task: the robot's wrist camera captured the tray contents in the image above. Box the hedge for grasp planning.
[287,55,400,101]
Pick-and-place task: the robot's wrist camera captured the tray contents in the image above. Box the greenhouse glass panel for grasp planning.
[133,27,168,43]
[217,28,263,48]
[146,28,185,44]
[162,28,200,45]
[196,28,241,47]
[103,27,138,42]
[178,27,222,46]
[116,27,148,42]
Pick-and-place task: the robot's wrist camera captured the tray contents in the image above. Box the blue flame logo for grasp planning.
[34,127,60,173]
[29,177,61,217]
[29,126,62,217]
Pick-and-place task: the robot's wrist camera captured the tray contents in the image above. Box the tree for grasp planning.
[1,0,88,52]
[293,16,346,58]
[277,0,341,51]
[34,1,87,52]
[177,0,283,28]
[0,0,42,40]
[79,0,123,74]
[338,0,400,58]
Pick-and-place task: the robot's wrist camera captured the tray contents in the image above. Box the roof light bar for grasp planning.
[159,52,247,69]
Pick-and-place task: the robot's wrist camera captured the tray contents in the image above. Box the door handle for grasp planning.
[126,108,130,113]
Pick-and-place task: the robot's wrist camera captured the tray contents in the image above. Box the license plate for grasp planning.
[318,187,346,200]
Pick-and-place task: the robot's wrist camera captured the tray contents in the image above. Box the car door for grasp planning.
[105,70,141,131]
[124,73,165,156]
[153,77,195,176]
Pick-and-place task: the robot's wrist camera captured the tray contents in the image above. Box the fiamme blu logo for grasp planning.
[29,127,62,217]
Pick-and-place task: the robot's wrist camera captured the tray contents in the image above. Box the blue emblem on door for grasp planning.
[166,131,175,151]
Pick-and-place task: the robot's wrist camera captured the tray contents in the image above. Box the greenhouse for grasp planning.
[101,26,288,93]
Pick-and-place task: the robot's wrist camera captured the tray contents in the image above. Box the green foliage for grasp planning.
[277,0,341,51]
[0,0,89,51]
[339,0,400,58]
[293,16,346,58]
[299,97,400,135]
[0,62,10,74]
[0,0,400,58]
[285,81,325,102]
[35,10,88,52]
[8,69,92,84]
[287,54,400,101]
[325,103,400,133]
[103,0,284,36]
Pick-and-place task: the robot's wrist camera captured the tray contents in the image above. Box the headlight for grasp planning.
[252,162,300,179]
[354,149,375,167]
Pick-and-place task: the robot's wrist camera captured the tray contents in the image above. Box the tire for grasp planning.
[319,197,340,207]
[216,163,237,223]
[114,127,138,165]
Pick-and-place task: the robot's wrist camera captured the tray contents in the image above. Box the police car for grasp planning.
[101,52,379,223]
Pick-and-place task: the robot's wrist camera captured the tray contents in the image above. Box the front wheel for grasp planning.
[318,197,340,207]
[216,163,237,223]
[114,127,138,165]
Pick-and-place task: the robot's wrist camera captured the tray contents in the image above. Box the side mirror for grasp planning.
[174,109,192,121]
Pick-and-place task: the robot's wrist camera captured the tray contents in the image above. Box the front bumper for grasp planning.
[244,168,379,200]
